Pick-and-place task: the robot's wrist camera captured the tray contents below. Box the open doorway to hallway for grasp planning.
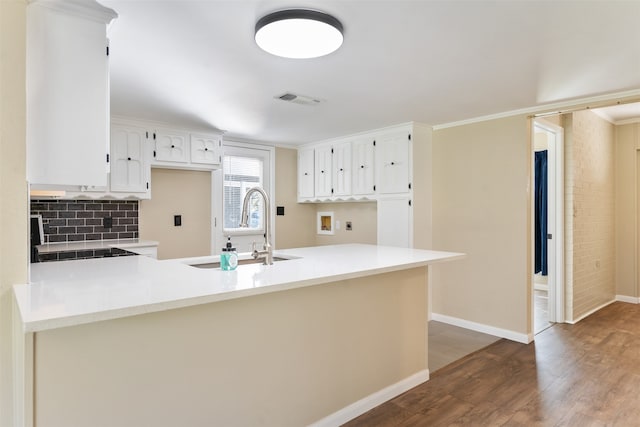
[533,119,564,334]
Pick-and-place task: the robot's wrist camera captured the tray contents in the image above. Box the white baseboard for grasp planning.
[431,313,532,344]
[616,295,640,304]
[308,369,429,427]
[566,299,616,324]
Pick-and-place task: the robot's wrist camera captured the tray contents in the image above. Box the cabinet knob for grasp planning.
[204,148,208,151]
[340,168,344,172]
[127,157,131,161]
[321,170,324,173]
[304,172,308,176]
[360,165,364,169]
[171,145,175,148]
[391,161,395,165]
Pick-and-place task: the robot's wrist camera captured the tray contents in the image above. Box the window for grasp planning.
[212,141,273,253]
[223,155,264,231]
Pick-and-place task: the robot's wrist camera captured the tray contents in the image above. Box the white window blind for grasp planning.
[223,155,264,230]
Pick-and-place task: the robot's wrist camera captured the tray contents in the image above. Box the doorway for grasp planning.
[533,119,565,334]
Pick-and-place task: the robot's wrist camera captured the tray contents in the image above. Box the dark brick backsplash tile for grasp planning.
[58,252,76,260]
[31,199,139,244]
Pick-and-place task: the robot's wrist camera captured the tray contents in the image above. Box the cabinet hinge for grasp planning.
[146,182,149,190]
[373,140,376,146]
[331,148,334,154]
[331,188,334,194]
[408,134,411,141]
[106,153,110,163]
[153,133,156,140]
[106,46,109,56]
[409,200,412,207]
[373,185,376,191]
[153,150,157,158]
[146,131,149,139]
[409,183,412,190]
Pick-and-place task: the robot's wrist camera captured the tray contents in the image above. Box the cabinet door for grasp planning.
[191,134,222,165]
[110,125,149,193]
[375,131,410,194]
[297,148,315,199]
[332,142,352,196]
[352,138,376,195]
[377,195,412,248]
[154,130,189,163]
[27,2,115,187]
[314,146,333,198]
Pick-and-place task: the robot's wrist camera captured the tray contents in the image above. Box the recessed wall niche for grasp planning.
[317,211,334,235]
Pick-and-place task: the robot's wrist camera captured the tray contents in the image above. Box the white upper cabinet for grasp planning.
[297,148,315,199]
[375,131,411,194]
[191,134,222,165]
[351,137,376,196]
[314,146,333,198]
[110,124,149,194]
[27,0,117,187]
[332,141,352,196]
[154,130,189,163]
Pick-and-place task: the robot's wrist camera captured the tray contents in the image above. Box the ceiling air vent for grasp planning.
[276,92,323,106]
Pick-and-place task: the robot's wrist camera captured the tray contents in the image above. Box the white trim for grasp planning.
[616,295,640,304]
[534,283,549,292]
[433,89,640,130]
[431,313,532,344]
[308,369,429,427]
[566,299,616,324]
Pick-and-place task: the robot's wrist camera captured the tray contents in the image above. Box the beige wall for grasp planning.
[431,116,531,337]
[412,124,433,250]
[274,147,316,249]
[33,268,427,427]
[314,202,377,246]
[614,123,638,300]
[0,1,29,425]
[565,111,616,321]
[140,169,211,259]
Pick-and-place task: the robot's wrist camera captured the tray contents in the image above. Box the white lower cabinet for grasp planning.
[377,195,412,248]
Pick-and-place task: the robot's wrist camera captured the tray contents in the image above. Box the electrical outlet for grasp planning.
[346,221,352,231]
[174,215,182,226]
[103,217,113,229]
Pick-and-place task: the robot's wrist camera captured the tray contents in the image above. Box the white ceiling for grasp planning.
[101,0,640,145]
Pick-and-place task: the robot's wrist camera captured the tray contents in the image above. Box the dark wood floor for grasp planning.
[344,302,640,426]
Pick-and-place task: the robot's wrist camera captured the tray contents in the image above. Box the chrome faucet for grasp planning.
[239,186,273,265]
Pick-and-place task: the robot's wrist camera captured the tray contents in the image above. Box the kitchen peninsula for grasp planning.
[14,244,463,427]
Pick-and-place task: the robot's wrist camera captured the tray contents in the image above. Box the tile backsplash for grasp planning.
[31,199,139,243]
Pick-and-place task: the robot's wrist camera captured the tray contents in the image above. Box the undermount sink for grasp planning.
[189,256,292,269]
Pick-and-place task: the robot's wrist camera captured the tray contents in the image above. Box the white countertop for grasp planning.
[14,244,464,333]
[36,238,159,254]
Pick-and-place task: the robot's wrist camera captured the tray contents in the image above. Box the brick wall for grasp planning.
[565,111,616,321]
[30,199,139,243]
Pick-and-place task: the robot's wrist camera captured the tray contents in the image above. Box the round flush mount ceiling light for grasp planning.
[255,9,344,59]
